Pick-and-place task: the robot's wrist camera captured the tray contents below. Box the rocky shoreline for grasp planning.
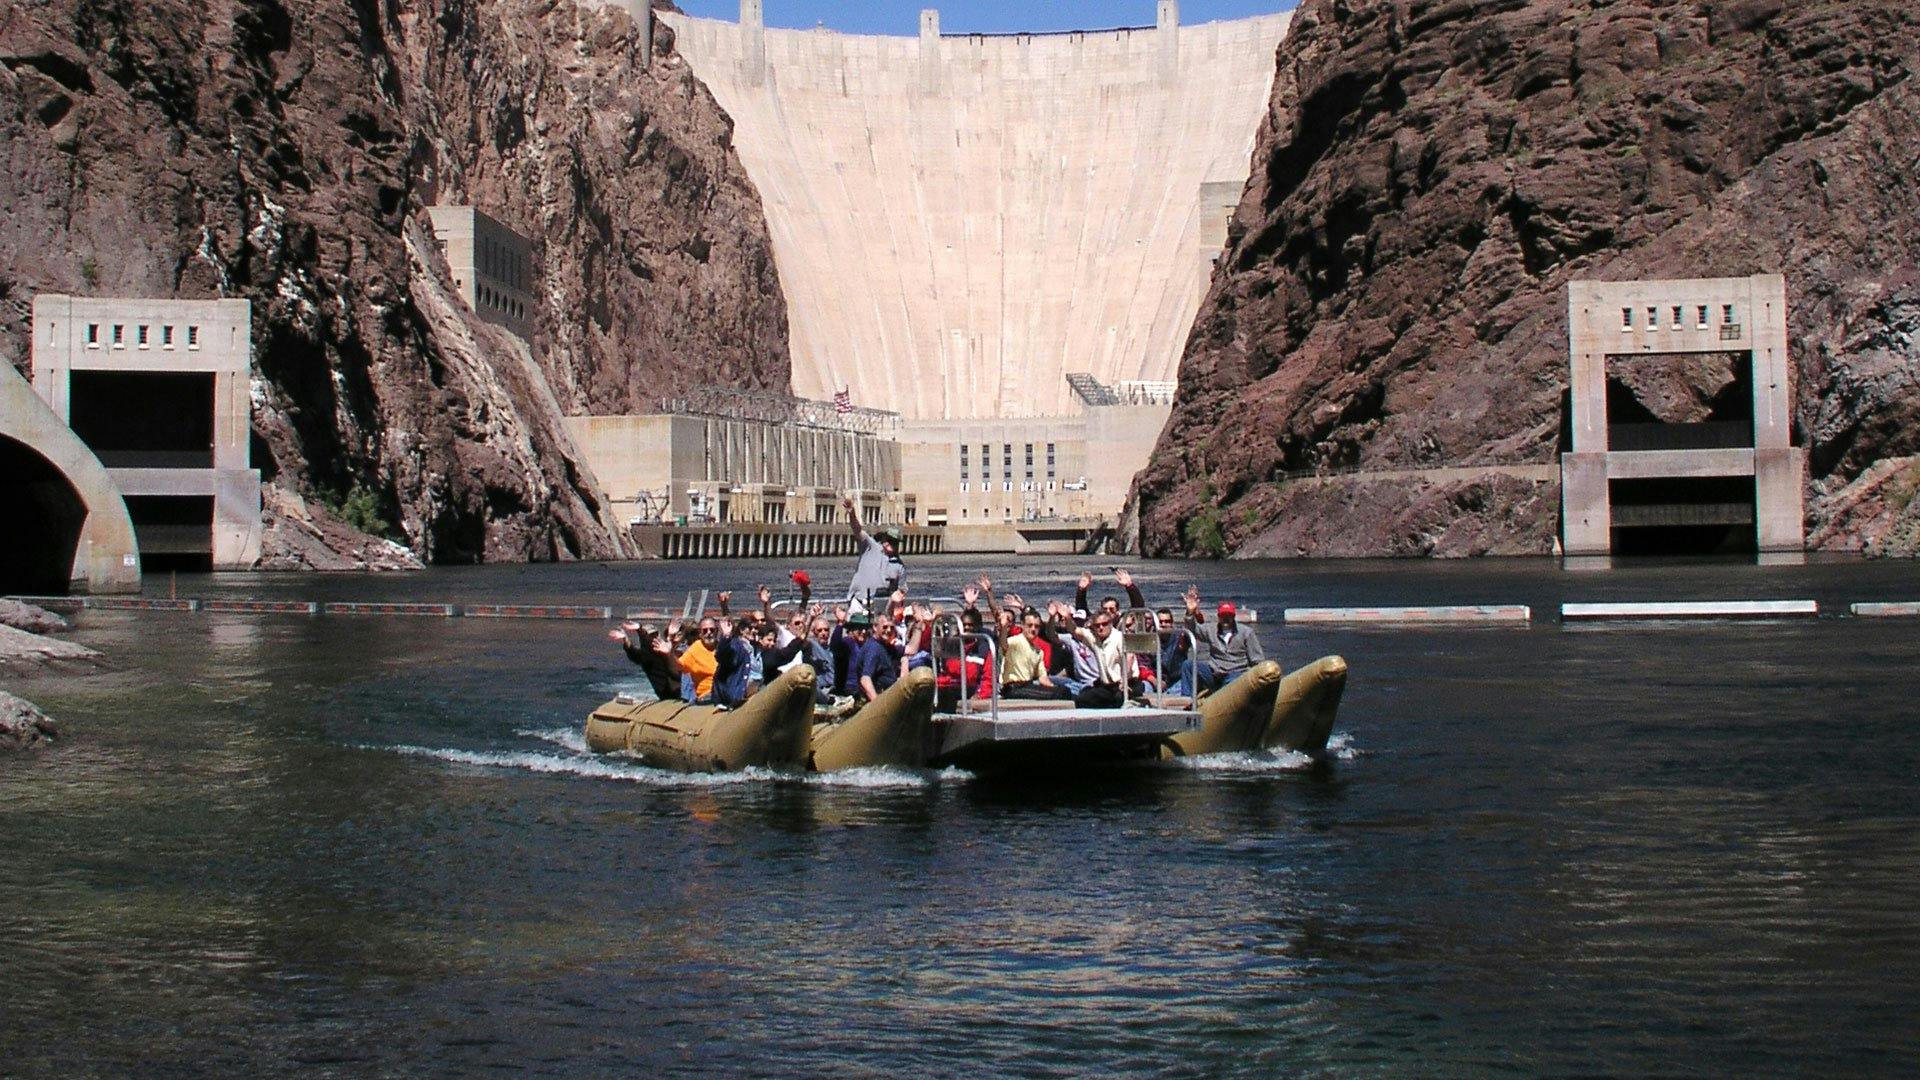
[0,598,102,753]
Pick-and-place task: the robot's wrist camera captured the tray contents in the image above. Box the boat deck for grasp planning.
[931,704,1201,771]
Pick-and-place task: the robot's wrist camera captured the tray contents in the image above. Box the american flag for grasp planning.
[833,387,853,415]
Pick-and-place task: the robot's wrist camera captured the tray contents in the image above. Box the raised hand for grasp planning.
[718,617,734,637]
[607,628,628,643]
[716,590,732,611]
[808,602,824,618]
[758,584,772,606]
[963,584,979,607]
[1078,571,1093,591]
[1183,585,1201,612]
[622,620,640,633]
[890,589,906,606]
[1114,568,1133,588]
[833,605,848,624]
[650,637,673,656]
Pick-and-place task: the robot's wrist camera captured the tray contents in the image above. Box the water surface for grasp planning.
[5,556,1919,1075]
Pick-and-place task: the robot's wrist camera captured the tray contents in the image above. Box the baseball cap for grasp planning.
[1072,608,1088,622]
[1217,602,1237,618]
[878,526,904,544]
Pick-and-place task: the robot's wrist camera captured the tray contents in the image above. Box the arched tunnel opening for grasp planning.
[0,433,88,595]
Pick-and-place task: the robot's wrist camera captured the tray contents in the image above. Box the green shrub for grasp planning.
[324,484,392,540]
[1183,488,1227,559]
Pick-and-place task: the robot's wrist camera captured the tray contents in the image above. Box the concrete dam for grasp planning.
[659,2,1293,422]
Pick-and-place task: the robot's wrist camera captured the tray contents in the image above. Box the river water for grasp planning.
[5,555,1920,1075]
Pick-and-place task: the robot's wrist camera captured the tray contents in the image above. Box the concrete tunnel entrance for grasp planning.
[0,433,91,595]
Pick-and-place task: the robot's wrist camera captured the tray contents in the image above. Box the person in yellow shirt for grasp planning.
[1002,608,1070,700]
[677,618,721,702]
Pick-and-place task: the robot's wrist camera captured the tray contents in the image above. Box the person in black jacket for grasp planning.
[608,620,685,702]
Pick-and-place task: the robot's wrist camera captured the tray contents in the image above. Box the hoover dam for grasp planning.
[660,2,1293,422]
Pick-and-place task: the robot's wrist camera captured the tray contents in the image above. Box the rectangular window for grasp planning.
[86,324,99,346]
[1024,443,1034,465]
[112,324,124,347]
[1697,305,1709,329]
[1671,306,1683,329]
[961,482,969,493]
[162,325,174,347]
[137,325,150,347]
[187,326,200,348]
[1646,306,1658,332]
[1723,304,1736,325]
[1622,307,1633,329]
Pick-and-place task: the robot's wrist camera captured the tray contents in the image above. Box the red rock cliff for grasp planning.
[0,0,787,563]
[1135,0,1920,558]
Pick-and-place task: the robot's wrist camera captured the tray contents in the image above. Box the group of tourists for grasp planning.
[609,496,1263,711]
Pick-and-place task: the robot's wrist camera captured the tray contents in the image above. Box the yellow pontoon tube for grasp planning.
[584,666,819,773]
[1264,655,1348,754]
[810,667,937,772]
[1160,660,1284,758]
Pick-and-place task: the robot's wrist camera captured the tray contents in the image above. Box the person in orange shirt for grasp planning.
[677,618,722,702]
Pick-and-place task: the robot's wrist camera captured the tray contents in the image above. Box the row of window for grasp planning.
[961,481,1058,493]
[959,441,1057,482]
[478,283,526,322]
[84,322,202,350]
[1621,304,1738,331]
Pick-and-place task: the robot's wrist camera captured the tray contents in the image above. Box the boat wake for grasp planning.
[1168,732,1361,773]
[367,727,970,789]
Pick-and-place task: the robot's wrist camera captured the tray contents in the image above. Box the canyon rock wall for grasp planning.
[1136,0,1920,558]
[0,0,787,564]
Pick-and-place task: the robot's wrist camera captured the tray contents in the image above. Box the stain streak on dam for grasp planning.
[661,5,1293,422]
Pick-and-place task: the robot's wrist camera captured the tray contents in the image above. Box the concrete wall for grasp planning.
[427,205,537,341]
[659,6,1292,421]
[1562,274,1804,555]
[0,358,139,593]
[31,295,260,568]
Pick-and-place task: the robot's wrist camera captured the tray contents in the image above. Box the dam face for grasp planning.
[660,5,1292,422]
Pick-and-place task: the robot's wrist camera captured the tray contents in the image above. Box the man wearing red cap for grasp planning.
[1182,586,1265,693]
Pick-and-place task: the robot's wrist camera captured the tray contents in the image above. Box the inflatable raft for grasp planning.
[1158,655,1348,758]
[585,665,818,772]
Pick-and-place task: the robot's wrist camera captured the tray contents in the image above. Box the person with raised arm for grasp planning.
[608,619,686,702]
[841,494,906,610]
[1182,585,1265,693]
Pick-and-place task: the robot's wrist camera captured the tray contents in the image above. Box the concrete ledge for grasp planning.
[1851,602,1920,618]
[322,602,457,617]
[1285,605,1531,625]
[1562,600,1818,621]
[464,604,613,620]
[86,597,199,611]
[201,599,321,614]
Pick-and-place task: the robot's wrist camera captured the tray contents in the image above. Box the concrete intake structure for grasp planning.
[0,359,139,594]
[658,4,1293,421]
[1561,275,1805,557]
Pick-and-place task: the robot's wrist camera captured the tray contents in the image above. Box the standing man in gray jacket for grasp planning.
[841,494,906,611]
[1182,586,1265,692]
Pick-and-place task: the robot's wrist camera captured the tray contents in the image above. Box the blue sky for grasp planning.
[675,1,1296,35]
